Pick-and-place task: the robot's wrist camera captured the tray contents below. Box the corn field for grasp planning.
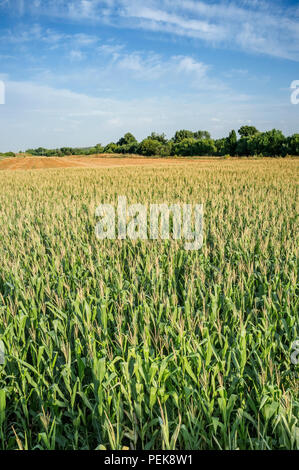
[0,158,298,450]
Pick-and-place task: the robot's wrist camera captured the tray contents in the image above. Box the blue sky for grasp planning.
[0,0,298,151]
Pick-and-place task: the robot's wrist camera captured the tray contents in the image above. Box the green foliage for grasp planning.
[172,138,216,156]
[94,144,104,154]
[0,161,297,450]
[103,143,119,154]
[193,130,211,140]
[60,147,72,156]
[227,130,237,156]
[172,138,197,156]
[285,134,299,156]
[138,139,164,156]
[23,127,299,158]
[117,133,137,146]
[238,126,259,137]
[248,129,286,157]
[236,137,251,156]
[25,146,104,157]
[173,130,195,143]
[173,129,211,143]
[0,152,16,157]
[147,132,167,144]
[195,138,217,156]
[214,138,227,156]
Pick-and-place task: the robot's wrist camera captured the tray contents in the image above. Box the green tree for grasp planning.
[60,147,72,156]
[104,143,120,153]
[173,130,194,143]
[226,130,237,155]
[195,139,217,156]
[138,139,163,156]
[236,137,251,156]
[214,138,227,156]
[117,133,137,146]
[172,138,196,156]
[193,130,211,140]
[147,132,168,144]
[249,129,285,156]
[95,143,104,153]
[285,134,299,155]
[238,126,259,137]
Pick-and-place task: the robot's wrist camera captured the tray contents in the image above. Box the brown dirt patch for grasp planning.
[0,155,217,171]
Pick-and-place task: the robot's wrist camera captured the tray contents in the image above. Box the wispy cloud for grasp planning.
[118,0,299,61]
[74,47,223,91]
[4,0,294,61]
[69,49,84,61]
[1,78,297,151]
[28,53,224,98]
[120,5,227,41]
[0,23,98,46]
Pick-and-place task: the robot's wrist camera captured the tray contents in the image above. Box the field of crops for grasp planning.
[0,158,298,450]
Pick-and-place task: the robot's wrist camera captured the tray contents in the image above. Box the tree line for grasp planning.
[25,126,299,157]
[0,152,16,157]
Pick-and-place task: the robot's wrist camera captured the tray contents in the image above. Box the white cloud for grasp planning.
[1,24,98,48]
[0,79,297,151]
[121,6,227,41]
[116,52,165,79]
[69,49,84,61]
[1,1,298,60]
[73,33,98,46]
[99,48,212,84]
[98,43,125,61]
[119,0,299,60]
[176,57,209,79]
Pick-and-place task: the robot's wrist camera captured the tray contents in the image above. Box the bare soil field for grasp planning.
[0,154,217,171]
